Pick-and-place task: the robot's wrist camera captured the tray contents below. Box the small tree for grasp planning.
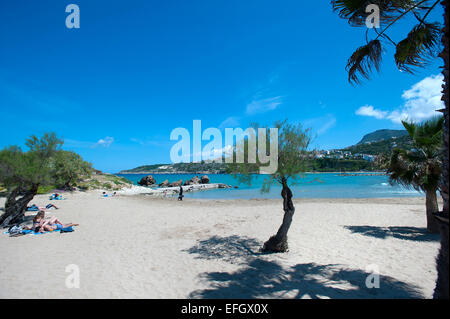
[0,133,63,227]
[52,150,93,190]
[228,120,312,253]
[0,133,92,228]
[387,116,443,233]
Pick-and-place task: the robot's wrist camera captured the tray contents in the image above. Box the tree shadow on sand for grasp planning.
[344,225,439,242]
[184,235,424,299]
[182,235,264,264]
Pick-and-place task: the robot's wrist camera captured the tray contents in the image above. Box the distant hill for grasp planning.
[119,129,414,174]
[342,134,413,155]
[357,129,408,145]
[118,162,228,174]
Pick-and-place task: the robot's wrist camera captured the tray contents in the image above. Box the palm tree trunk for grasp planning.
[0,185,38,228]
[262,177,295,253]
[425,190,440,233]
[433,0,449,299]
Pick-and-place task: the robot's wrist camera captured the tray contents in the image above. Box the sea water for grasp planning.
[116,173,423,199]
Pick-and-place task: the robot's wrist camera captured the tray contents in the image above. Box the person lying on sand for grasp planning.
[102,191,117,197]
[23,211,78,233]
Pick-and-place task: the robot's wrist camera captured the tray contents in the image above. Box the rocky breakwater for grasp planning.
[131,174,233,196]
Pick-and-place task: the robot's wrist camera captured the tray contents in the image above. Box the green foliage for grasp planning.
[101,182,112,190]
[104,174,132,186]
[357,129,408,144]
[306,158,375,172]
[346,40,383,84]
[0,133,63,191]
[332,0,420,26]
[52,150,93,189]
[121,162,228,174]
[37,185,56,194]
[387,116,443,192]
[228,120,312,192]
[395,22,441,72]
[0,133,93,192]
[343,135,413,155]
[76,174,132,191]
[332,0,442,84]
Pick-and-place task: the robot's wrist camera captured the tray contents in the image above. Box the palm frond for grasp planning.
[403,116,443,150]
[331,0,425,26]
[346,39,383,84]
[389,117,443,192]
[394,22,442,72]
[401,120,417,138]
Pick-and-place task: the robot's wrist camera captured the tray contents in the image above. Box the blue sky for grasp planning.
[0,1,445,172]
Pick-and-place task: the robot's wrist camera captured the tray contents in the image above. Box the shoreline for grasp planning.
[115,184,425,200]
[116,171,388,175]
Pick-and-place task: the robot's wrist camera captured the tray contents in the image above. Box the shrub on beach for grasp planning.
[0,133,93,227]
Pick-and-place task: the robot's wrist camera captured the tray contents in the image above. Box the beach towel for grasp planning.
[4,229,59,236]
[4,226,75,236]
[27,204,57,211]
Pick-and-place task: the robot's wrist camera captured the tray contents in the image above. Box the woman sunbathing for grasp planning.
[25,211,79,233]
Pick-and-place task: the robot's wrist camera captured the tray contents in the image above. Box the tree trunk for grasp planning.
[426,190,440,233]
[262,178,295,253]
[433,214,449,299]
[434,0,449,299]
[0,185,38,228]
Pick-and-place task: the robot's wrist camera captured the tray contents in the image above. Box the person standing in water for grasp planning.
[178,185,184,201]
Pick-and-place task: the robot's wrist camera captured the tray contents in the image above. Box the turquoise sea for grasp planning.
[116,173,423,199]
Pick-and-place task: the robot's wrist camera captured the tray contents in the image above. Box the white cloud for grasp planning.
[355,74,444,124]
[355,105,388,119]
[246,96,282,115]
[193,144,233,162]
[93,136,114,148]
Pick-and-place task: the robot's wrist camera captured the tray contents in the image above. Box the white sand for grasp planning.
[0,192,441,299]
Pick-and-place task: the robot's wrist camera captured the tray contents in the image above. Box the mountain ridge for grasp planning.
[357,129,408,145]
[118,128,412,174]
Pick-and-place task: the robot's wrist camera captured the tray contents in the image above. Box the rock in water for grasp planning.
[137,175,156,186]
[191,176,200,184]
[200,175,210,184]
[170,179,183,187]
[184,176,200,186]
[159,179,170,187]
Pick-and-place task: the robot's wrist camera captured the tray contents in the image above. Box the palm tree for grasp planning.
[387,117,443,233]
[331,0,448,298]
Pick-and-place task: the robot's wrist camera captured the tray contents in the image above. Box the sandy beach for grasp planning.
[0,192,441,299]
